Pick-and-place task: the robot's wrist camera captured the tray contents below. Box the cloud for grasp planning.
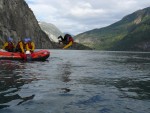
[70,2,105,18]
[25,0,150,35]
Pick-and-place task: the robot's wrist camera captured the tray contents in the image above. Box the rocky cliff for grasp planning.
[0,0,53,49]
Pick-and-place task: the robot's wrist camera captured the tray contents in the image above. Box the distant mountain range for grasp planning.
[75,7,150,51]
[39,22,63,42]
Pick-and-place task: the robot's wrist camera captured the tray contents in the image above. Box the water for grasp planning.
[0,50,150,113]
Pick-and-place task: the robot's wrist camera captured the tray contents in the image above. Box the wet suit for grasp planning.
[63,34,73,49]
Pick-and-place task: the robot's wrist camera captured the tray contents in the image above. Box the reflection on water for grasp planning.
[0,50,150,113]
[114,77,150,100]
[0,61,36,109]
[59,62,72,93]
[61,63,72,83]
[108,52,150,100]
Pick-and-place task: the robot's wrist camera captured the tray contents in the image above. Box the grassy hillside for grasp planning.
[112,17,150,51]
[75,7,150,51]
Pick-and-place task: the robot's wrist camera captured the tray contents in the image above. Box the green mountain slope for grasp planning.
[75,7,150,51]
[112,17,150,51]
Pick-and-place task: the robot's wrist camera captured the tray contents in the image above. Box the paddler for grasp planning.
[2,37,15,52]
[24,38,35,53]
[58,34,74,49]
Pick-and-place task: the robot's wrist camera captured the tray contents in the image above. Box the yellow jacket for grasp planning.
[63,41,73,49]
[25,42,35,52]
[16,41,25,53]
[2,42,15,51]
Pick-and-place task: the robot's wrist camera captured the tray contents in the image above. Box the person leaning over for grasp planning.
[63,34,74,49]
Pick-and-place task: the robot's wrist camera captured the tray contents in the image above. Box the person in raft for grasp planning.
[2,37,15,52]
[58,34,74,49]
[15,38,25,53]
[15,38,35,53]
[24,38,35,53]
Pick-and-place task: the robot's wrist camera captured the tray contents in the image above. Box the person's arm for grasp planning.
[2,42,8,49]
[63,41,73,49]
[25,43,30,52]
[13,43,15,48]
[31,42,35,52]
[20,42,25,53]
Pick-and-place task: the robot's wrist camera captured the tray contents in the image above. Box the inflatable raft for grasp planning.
[0,50,50,61]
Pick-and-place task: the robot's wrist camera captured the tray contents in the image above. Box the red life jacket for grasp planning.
[5,42,14,52]
[69,37,74,43]
[27,42,33,49]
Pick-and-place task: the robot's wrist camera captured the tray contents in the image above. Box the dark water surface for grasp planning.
[0,50,150,113]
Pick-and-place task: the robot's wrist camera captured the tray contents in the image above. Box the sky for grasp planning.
[25,0,150,35]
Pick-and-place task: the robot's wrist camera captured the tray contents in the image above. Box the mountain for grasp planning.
[0,0,54,49]
[39,22,63,42]
[75,7,150,51]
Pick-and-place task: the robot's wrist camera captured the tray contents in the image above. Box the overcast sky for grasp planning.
[25,0,150,35]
